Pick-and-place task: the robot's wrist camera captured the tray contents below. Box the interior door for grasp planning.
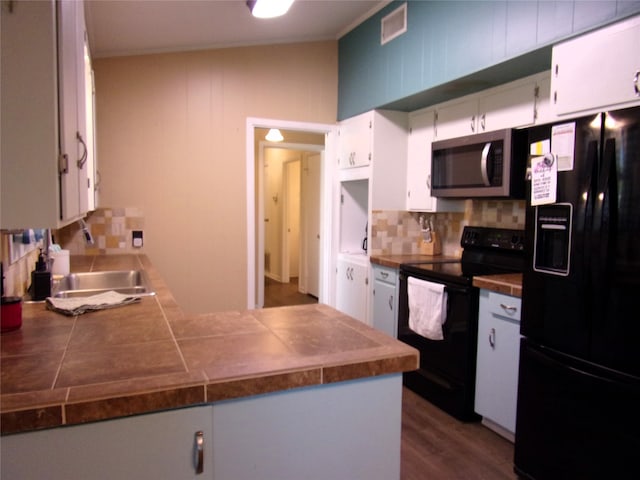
[284,159,301,283]
[304,153,321,297]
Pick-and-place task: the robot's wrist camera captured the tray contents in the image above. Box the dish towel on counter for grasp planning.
[46,291,141,316]
[407,277,448,340]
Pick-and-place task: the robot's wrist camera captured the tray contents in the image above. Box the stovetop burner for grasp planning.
[400,226,525,284]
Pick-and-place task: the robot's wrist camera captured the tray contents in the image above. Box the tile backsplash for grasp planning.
[371,200,526,257]
[0,207,144,297]
[55,207,145,255]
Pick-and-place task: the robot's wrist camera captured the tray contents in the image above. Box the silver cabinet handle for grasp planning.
[380,271,389,279]
[480,113,486,131]
[500,303,517,313]
[470,115,476,132]
[76,131,88,169]
[480,142,492,186]
[388,295,393,310]
[426,173,431,190]
[195,431,204,474]
[489,328,496,349]
[634,70,640,97]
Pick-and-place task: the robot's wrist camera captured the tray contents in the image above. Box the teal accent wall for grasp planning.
[338,0,640,120]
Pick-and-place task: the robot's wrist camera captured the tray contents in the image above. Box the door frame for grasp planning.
[281,156,300,286]
[246,118,337,309]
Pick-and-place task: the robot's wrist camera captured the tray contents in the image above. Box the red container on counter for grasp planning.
[1,296,22,332]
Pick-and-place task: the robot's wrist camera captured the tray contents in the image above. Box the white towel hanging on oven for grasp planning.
[407,277,448,340]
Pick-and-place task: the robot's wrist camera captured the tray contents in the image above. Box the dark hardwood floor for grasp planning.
[401,387,517,480]
[265,278,515,478]
[263,277,318,308]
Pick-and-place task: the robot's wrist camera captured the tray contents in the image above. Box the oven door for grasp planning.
[398,271,480,421]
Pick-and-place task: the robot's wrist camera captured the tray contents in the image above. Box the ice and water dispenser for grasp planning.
[533,203,572,276]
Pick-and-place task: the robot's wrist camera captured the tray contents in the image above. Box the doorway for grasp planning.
[246,118,337,310]
[263,148,318,307]
[261,143,322,308]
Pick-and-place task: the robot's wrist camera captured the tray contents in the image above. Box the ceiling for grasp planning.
[85,0,387,58]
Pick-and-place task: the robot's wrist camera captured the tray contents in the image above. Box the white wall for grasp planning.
[94,41,337,313]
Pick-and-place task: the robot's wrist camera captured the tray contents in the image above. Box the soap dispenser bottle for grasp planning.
[31,249,51,301]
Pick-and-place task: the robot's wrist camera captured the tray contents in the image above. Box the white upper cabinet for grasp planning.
[477,72,551,131]
[1,0,94,229]
[368,110,408,210]
[433,98,478,140]
[58,0,89,221]
[551,14,640,116]
[432,72,552,144]
[338,111,372,170]
[406,108,464,212]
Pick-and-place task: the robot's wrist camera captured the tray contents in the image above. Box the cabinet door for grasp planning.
[551,14,640,116]
[533,72,552,125]
[406,109,465,213]
[0,406,214,480]
[434,98,478,140]
[338,111,371,168]
[336,257,368,323]
[477,80,537,132]
[372,276,396,337]
[1,0,59,229]
[406,109,434,210]
[58,0,89,222]
[475,291,522,434]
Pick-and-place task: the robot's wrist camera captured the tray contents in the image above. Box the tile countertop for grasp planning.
[473,273,523,298]
[371,255,522,298]
[370,254,460,269]
[0,255,418,435]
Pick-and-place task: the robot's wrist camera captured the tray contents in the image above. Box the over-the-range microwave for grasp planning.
[431,128,528,198]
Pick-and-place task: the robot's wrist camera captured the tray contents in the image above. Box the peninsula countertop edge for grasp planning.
[1,254,419,435]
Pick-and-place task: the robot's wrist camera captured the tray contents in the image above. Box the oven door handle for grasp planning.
[444,285,471,295]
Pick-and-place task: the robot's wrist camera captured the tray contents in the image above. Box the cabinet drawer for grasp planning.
[373,266,397,284]
[485,291,521,322]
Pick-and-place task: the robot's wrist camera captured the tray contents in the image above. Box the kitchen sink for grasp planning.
[53,270,155,298]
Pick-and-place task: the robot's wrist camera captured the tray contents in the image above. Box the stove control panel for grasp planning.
[461,226,524,251]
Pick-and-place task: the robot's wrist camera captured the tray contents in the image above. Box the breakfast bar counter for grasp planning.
[1,255,418,435]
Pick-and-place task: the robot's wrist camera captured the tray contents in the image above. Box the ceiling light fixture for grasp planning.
[265,128,284,142]
[246,0,294,19]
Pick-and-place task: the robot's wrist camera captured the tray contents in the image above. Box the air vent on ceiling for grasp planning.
[381,3,407,45]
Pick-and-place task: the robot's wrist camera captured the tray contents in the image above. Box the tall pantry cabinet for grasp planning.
[1,0,96,229]
[335,110,407,324]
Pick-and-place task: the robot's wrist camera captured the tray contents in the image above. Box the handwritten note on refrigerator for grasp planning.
[551,122,576,172]
[531,154,558,205]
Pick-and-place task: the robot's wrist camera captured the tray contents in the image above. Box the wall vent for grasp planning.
[381,3,407,45]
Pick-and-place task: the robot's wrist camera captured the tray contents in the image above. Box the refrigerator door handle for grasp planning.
[576,140,599,296]
[592,137,618,287]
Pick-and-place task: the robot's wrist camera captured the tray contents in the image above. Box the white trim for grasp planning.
[246,118,337,310]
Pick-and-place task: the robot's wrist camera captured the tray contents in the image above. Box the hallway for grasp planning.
[263,277,318,308]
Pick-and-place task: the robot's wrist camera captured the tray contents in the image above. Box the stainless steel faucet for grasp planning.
[78,219,94,245]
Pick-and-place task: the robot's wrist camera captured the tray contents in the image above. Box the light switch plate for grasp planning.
[132,230,143,248]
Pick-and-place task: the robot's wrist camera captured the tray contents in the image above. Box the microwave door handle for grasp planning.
[481,142,492,186]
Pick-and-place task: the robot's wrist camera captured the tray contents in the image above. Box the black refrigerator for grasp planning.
[515,106,640,479]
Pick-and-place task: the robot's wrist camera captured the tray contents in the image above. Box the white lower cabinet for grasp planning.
[0,406,214,480]
[371,264,398,338]
[1,376,404,480]
[474,289,522,440]
[336,254,369,324]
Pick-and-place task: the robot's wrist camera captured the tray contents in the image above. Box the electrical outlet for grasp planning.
[132,230,143,248]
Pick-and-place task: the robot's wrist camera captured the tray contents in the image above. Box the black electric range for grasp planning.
[397,226,525,421]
